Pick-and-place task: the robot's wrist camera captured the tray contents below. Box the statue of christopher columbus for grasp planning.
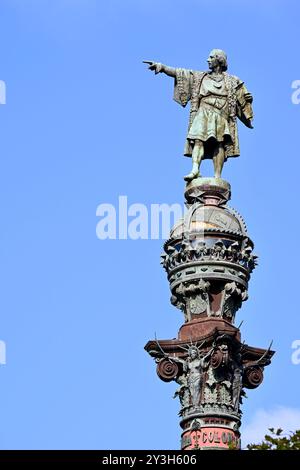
[144,49,253,181]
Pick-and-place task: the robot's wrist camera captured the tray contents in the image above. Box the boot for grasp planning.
[184,162,200,182]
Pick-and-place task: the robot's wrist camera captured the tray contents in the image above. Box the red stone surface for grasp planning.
[178,317,241,342]
[182,427,239,450]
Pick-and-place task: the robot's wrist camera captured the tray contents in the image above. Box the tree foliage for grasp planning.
[247,428,300,450]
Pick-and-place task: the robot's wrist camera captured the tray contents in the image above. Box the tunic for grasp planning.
[173,69,253,160]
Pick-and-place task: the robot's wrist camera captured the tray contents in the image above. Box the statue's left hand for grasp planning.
[244,92,253,103]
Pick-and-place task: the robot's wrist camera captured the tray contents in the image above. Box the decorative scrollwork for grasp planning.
[211,350,223,369]
[243,366,264,389]
[156,359,179,382]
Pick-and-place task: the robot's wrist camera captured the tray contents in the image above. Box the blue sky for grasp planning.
[0,0,299,449]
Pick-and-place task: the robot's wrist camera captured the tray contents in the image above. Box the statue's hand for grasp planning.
[244,92,253,103]
[143,60,163,74]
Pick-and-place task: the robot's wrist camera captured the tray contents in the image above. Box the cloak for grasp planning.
[173,68,253,159]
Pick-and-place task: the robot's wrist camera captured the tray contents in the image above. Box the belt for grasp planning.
[200,100,229,120]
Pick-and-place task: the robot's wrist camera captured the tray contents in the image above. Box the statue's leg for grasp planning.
[213,143,225,178]
[184,140,204,182]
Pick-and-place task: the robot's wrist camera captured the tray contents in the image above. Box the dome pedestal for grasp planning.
[184,177,231,207]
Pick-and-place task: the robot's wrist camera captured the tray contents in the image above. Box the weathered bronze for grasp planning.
[144,49,253,180]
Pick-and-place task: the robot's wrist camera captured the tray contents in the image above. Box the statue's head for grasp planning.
[188,346,199,359]
[207,49,228,72]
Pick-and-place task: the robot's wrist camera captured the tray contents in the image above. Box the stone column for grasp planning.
[145,177,274,450]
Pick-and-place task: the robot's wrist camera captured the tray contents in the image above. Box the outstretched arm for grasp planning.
[160,352,187,370]
[143,60,192,108]
[143,60,176,78]
[201,347,215,365]
[167,354,186,365]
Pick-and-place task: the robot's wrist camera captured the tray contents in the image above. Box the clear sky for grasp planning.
[0,0,299,449]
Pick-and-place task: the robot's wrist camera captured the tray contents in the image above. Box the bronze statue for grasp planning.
[144,49,253,181]
[163,345,214,407]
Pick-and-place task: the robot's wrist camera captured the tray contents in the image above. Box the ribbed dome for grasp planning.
[170,205,247,239]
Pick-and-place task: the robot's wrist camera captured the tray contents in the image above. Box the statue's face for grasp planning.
[190,349,198,359]
[207,51,219,70]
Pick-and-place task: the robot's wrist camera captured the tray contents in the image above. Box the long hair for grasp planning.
[211,49,228,71]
